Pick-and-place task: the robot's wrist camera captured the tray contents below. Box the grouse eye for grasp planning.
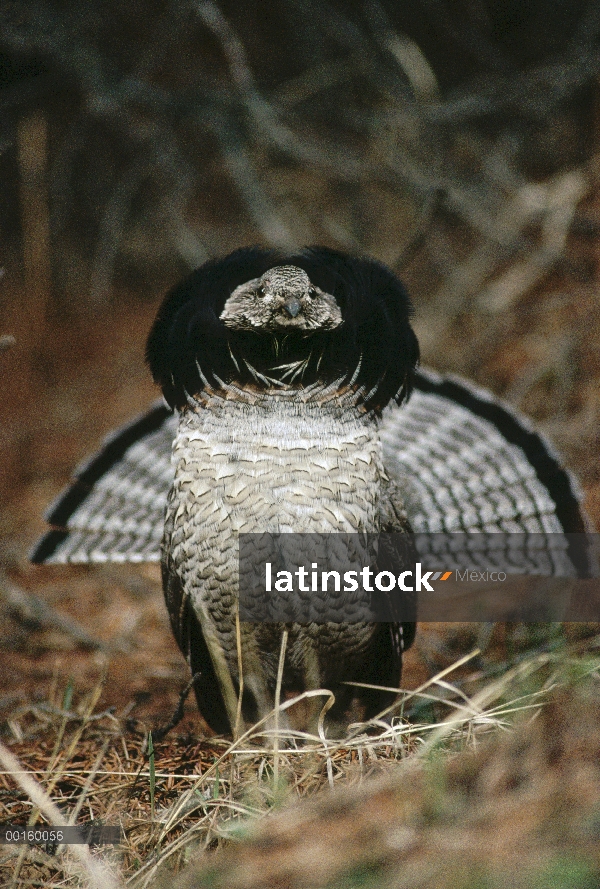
[308,288,317,299]
[257,286,265,297]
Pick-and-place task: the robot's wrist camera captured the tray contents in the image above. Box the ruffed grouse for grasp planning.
[32,247,590,734]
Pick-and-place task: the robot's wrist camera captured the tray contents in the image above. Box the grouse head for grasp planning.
[146,246,419,414]
[220,265,343,332]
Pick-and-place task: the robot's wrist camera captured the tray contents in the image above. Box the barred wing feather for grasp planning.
[31,403,177,564]
[382,368,585,536]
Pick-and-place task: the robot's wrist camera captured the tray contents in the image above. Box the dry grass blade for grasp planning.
[345,647,482,734]
[416,651,567,755]
[0,739,120,889]
[272,628,288,788]
[64,737,111,835]
[233,610,244,741]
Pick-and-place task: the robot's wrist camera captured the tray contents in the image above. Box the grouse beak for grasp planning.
[283,298,301,318]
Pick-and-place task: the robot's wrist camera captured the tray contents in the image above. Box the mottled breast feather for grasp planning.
[161,383,413,733]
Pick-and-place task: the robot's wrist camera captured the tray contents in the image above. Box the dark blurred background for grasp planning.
[0,0,599,721]
[2,0,600,493]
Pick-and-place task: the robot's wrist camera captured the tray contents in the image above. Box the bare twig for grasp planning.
[0,571,106,651]
[479,169,588,311]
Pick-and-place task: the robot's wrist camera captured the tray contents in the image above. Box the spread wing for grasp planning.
[32,369,591,571]
[381,367,586,536]
[31,402,177,564]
